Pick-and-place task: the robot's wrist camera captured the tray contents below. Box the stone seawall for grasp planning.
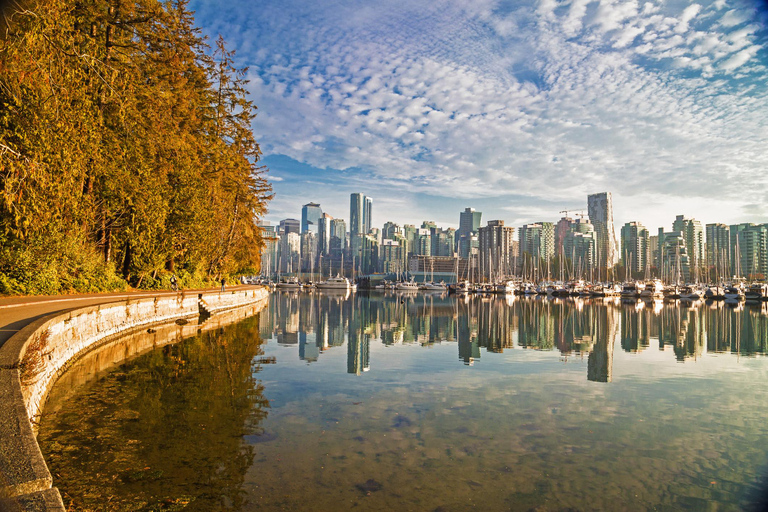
[0,288,269,511]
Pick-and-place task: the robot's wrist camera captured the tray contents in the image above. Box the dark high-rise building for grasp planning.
[458,207,482,258]
[350,193,372,254]
[301,202,323,234]
[278,218,301,235]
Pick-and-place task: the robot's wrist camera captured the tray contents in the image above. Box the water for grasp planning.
[38,292,768,511]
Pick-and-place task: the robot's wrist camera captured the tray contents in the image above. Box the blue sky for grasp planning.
[190,0,768,233]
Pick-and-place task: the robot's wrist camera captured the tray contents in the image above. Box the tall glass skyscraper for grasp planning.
[587,192,618,268]
[350,193,372,253]
[301,202,323,234]
[458,207,482,258]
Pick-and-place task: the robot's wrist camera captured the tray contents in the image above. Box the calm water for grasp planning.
[38,292,768,511]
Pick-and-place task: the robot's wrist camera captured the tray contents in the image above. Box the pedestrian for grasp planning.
[170,274,178,291]
[220,277,226,292]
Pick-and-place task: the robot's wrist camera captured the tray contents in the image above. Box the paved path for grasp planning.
[0,286,257,350]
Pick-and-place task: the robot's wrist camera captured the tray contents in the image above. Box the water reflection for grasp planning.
[261,291,768,379]
[38,315,270,510]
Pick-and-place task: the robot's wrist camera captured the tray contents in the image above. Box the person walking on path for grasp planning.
[220,277,226,292]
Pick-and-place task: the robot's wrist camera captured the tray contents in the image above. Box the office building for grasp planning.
[564,218,596,276]
[706,223,730,277]
[658,229,691,283]
[730,223,768,278]
[519,222,555,264]
[318,213,334,256]
[620,222,650,275]
[587,192,618,268]
[350,193,372,253]
[458,208,482,258]
[278,218,301,235]
[301,202,323,234]
[672,215,704,278]
[478,220,516,279]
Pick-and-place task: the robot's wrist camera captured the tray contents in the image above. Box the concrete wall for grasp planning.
[0,288,268,510]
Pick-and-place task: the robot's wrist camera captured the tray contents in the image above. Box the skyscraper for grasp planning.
[620,221,650,275]
[318,213,334,255]
[706,223,730,276]
[478,220,516,279]
[518,222,555,263]
[365,196,373,235]
[350,193,365,236]
[672,215,704,277]
[730,223,768,278]
[555,216,574,256]
[350,193,372,253]
[564,218,596,276]
[587,192,618,269]
[301,202,323,234]
[458,207,482,258]
[278,218,301,235]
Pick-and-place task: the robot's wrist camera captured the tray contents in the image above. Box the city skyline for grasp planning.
[190,0,768,231]
[262,190,767,243]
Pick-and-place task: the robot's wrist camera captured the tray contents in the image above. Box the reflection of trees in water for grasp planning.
[38,315,270,511]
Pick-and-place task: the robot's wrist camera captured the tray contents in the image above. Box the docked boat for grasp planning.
[566,280,586,296]
[639,279,664,299]
[449,280,471,294]
[679,285,703,301]
[621,281,645,298]
[493,280,517,294]
[724,285,745,302]
[589,283,611,297]
[395,280,419,291]
[704,285,725,300]
[421,281,448,292]
[316,276,353,290]
[664,285,681,299]
[276,276,302,289]
[745,283,768,301]
[522,282,538,296]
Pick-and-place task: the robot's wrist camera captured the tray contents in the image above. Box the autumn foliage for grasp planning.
[0,0,272,294]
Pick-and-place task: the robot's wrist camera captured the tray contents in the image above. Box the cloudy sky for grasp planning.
[190,0,768,234]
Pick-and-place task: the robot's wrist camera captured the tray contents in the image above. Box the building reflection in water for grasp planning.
[260,291,768,379]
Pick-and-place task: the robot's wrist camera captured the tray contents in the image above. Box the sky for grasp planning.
[189,0,768,234]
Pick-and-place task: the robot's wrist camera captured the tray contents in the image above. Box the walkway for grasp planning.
[0,286,258,350]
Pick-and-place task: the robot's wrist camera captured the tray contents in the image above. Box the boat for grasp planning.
[449,280,471,294]
[745,283,768,301]
[639,279,664,299]
[704,285,725,300]
[621,281,645,298]
[275,276,302,289]
[522,282,538,296]
[422,281,448,291]
[679,285,703,301]
[663,285,681,299]
[724,285,745,302]
[316,275,353,290]
[493,280,517,294]
[395,280,419,291]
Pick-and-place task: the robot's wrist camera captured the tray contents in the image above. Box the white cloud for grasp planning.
[191,0,768,227]
[718,48,754,70]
